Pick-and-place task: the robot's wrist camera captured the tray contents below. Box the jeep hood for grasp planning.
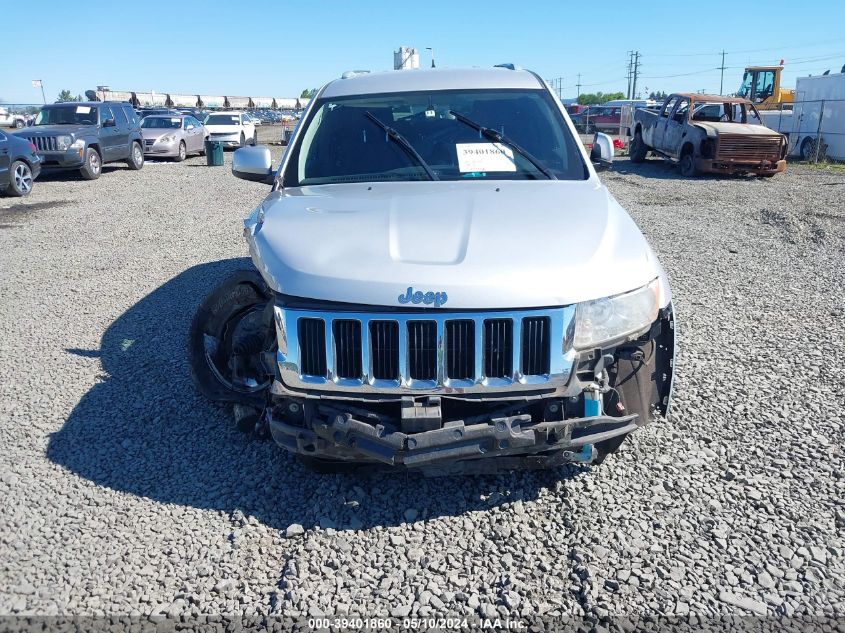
[15,125,93,137]
[245,181,667,310]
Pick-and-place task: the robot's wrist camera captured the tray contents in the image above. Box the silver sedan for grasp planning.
[140,114,207,161]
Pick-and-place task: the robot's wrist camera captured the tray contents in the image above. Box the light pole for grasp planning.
[426,47,435,68]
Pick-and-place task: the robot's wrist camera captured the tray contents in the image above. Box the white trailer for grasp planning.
[760,73,845,160]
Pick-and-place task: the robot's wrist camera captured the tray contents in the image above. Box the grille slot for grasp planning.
[370,321,399,380]
[445,320,474,380]
[521,316,550,375]
[332,320,361,379]
[298,318,326,376]
[484,319,513,378]
[407,321,437,381]
[25,136,57,152]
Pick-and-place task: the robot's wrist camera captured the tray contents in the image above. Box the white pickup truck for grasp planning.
[0,108,27,129]
[188,67,676,475]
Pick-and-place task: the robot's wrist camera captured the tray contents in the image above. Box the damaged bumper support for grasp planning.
[695,157,786,175]
[268,406,640,472]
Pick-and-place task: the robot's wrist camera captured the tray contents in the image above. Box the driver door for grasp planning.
[653,96,678,153]
[664,97,690,159]
[98,106,121,162]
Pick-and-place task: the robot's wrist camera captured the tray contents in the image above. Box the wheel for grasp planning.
[679,151,697,177]
[79,147,102,180]
[251,132,257,146]
[239,132,246,148]
[629,131,648,163]
[800,137,816,161]
[187,269,275,406]
[126,141,144,170]
[174,141,186,162]
[14,119,24,129]
[7,160,33,197]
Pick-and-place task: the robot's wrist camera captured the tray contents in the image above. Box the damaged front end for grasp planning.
[188,270,676,475]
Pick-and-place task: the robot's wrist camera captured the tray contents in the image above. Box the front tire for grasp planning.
[679,151,698,177]
[629,131,648,163]
[79,147,102,180]
[800,137,816,161]
[174,141,186,162]
[14,119,24,129]
[7,160,33,197]
[239,133,246,148]
[126,141,144,170]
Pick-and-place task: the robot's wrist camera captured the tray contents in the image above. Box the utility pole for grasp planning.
[719,50,727,94]
[631,52,641,99]
[626,51,634,99]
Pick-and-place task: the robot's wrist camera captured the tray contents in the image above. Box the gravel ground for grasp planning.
[0,149,843,624]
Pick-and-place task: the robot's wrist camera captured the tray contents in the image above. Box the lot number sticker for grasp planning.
[75,106,92,114]
[456,143,516,172]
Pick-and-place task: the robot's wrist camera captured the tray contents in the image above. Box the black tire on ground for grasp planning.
[629,131,648,163]
[187,269,275,406]
[7,160,34,197]
[239,133,246,148]
[79,147,102,180]
[174,141,186,162]
[679,150,697,177]
[14,119,24,129]
[800,137,816,161]
[126,141,144,170]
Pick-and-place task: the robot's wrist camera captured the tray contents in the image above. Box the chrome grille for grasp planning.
[276,306,576,395]
[298,318,326,377]
[716,134,782,162]
[23,136,57,152]
[332,319,362,379]
[484,319,513,378]
[445,320,474,380]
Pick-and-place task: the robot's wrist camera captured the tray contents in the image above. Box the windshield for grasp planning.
[141,116,182,129]
[283,88,587,185]
[35,105,98,126]
[737,72,752,98]
[205,114,240,125]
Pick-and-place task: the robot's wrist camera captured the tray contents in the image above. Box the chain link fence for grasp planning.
[765,97,845,165]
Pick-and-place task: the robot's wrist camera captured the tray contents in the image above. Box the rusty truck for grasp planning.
[628,93,787,177]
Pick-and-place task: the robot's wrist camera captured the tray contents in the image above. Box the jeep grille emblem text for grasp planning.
[398,287,448,308]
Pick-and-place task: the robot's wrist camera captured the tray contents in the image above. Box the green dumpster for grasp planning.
[205,140,224,166]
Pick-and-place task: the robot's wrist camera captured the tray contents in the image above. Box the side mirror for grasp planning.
[590,132,613,170]
[232,145,275,184]
[103,118,116,128]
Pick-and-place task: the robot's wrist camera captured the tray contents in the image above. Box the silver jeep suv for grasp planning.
[189,67,676,475]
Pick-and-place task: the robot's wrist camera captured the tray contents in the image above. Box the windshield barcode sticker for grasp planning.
[456,143,516,172]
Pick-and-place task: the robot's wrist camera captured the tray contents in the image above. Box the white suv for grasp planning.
[202,111,256,147]
[190,67,676,475]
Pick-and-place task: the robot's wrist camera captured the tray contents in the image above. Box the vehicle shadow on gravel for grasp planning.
[47,258,585,532]
[35,165,130,182]
[611,157,757,181]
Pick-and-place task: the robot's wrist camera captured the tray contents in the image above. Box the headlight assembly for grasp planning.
[158,134,177,143]
[574,279,660,350]
[56,135,72,150]
[70,138,85,149]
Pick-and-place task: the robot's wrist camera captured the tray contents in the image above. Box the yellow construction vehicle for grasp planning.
[736,65,794,109]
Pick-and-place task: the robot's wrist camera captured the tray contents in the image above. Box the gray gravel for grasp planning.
[0,151,843,622]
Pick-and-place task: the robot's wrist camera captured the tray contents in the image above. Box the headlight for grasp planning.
[158,134,177,143]
[574,279,660,350]
[56,135,72,150]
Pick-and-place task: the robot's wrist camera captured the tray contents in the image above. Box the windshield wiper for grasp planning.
[364,111,439,181]
[448,110,556,180]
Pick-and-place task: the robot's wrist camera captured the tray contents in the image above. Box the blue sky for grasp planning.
[3,0,844,104]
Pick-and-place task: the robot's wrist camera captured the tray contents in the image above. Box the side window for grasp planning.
[754,70,775,102]
[100,106,115,126]
[660,98,678,117]
[114,105,128,127]
[672,98,690,122]
[0,130,7,141]
[124,106,139,127]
